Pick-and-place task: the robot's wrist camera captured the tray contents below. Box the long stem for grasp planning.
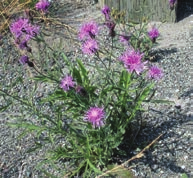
[33,65,59,83]
[0,88,57,126]
[0,88,30,106]
[95,51,108,70]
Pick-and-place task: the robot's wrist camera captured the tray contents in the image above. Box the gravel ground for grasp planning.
[0,1,193,178]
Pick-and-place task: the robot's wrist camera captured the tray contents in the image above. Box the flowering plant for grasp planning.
[0,3,169,177]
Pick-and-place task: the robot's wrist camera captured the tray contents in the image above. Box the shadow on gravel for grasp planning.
[180,87,193,98]
[148,47,178,62]
[119,107,192,177]
[177,0,193,22]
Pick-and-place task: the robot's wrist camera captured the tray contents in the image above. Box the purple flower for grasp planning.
[82,39,98,55]
[102,5,111,20]
[19,55,29,64]
[84,107,105,128]
[148,27,159,42]
[24,24,40,40]
[60,75,75,91]
[102,5,110,16]
[35,0,50,13]
[75,85,87,96]
[75,85,83,93]
[169,0,176,5]
[18,40,28,49]
[78,21,99,40]
[148,66,163,80]
[169,0,176,9]
[119,49,146,75]
[10,18,40,41]
[119,34,131,45]
[10,18,29,38]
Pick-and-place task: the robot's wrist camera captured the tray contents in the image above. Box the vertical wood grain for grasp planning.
[98,0,177,22]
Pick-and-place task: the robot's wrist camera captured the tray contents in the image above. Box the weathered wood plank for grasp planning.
[99,0,177,22]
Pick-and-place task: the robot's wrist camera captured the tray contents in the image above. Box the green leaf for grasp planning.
[33,75,53,83]
[61,53,73,71]
[143,99,175,104]
[10,76,23,87]
[107,166,134,178]
[120,127,125,134]
[88,86,97,94]
[0,102,12,112]
[77,59,89,84]
[16,129,31,140]
[138,83,154,103]
[33,35,45,43]
[181,173,188,178]
[26,143,42,153]
[8,122,46,132]
[73,67,82,84]
[87,160,102,174]
[40,89,67,103]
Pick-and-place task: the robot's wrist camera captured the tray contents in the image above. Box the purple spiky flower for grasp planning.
[10,18,29,38]
[35,0,50,13]
[78,21,99,40]
[60,75,75,91]
[148,27,159,43]
[75,85,83,93]
[169,0,176,5]
[102,5,111,20]
[18,40,28,49]
[82,39,98,55]
[119,49,146,75]
[24,24,40,40]
[19,55,29,65]
[10,18,40,41]
[148,66,163,80]
[169,0,176,10]
[84,107,105,128]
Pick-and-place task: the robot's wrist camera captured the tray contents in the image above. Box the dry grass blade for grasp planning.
[0,0,33,33]
[96,133,163,178]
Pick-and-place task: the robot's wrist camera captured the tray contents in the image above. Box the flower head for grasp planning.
[169,0,176,9]
[148,27,159,42]
[82,39,98,55]
[19,55,29,65]
[78,21,99,40]
[75,85,87,96]
[24,24,40,40]
[10,18,29,38]
[148,66,163,80]
[169,0,176,5]
[102,5,111,20]
[60,75,75,91]
[119,49,146,75]
[84,107,105,128]
[18,40,28,49]
[10,18,40,41]
[75,85,83,93]
[35,0,50,12]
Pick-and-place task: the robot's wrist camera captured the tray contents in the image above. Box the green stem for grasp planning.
[0,88,57,126]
